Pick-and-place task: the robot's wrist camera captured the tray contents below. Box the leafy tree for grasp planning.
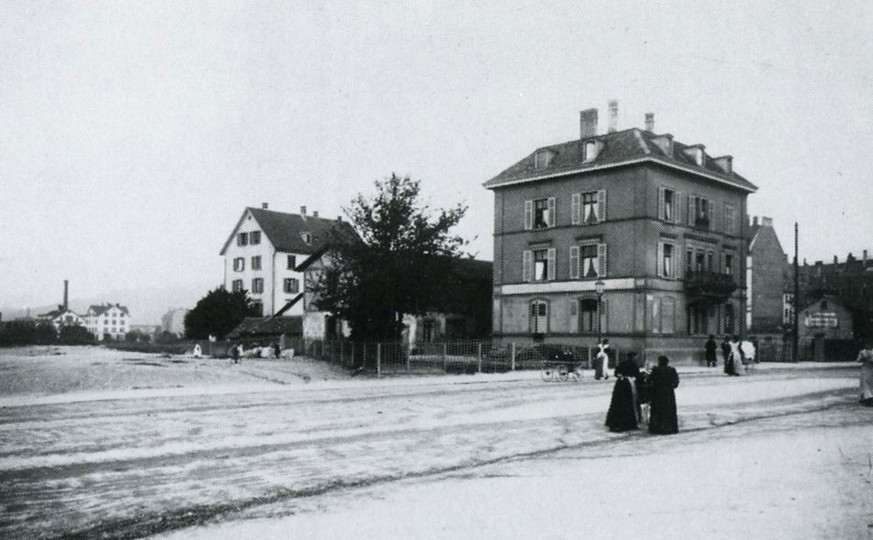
[0,320,57,346]
[58,325,95,345]
[125,330,144,343]
[184,287,259,340]
[313,173,468,340]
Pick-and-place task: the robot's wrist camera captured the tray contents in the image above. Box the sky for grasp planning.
[1,0,872,320]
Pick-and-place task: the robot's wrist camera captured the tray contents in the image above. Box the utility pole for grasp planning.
[793,222,799,362]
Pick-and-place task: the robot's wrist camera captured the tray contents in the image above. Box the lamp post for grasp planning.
[595,279,605,346]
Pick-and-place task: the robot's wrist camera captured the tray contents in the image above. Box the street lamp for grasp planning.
[595,279,605,345]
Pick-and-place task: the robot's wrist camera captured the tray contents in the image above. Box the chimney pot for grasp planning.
[313,210,319,218]
[644,113,654,132]
[300,206,307,216]
[608,100,619,133]
[753,216,759,226]
[864,250,868,262]
[262,202,268,209]
[579,108,598,139]
[834,255,838,264]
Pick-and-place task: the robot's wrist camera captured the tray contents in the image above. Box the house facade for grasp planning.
[84,304,130,340]
[220,204,358,339]
[797,295,855,361]
[37,307,86,331]
[485,105,757,363]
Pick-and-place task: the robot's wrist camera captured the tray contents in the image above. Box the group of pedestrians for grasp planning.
[604,352,679,435]
[704,334,756,375]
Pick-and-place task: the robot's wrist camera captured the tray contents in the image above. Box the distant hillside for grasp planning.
[1,281,218,326]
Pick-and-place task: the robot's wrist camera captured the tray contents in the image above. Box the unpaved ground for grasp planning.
[0,346,351,400]
[0,346,866,539]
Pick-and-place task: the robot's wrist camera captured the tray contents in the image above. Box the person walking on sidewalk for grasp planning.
[594,339,611,380]
[858,342,873,406]
[705,335,717,367]
[721,337,732,374]
[605,353,641,432]
[649,355,680,434]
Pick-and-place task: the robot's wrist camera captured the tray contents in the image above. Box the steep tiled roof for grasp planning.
[484,128,757,192]
[220,208,360,256]
[87,304,129,316]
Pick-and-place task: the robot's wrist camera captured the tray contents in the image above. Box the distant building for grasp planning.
[84,304,130,340]
[219,204,359,340]
[485,104,756,364]
[161,308,189,337]
[746,216,787,334]
[797,295,855,361]
[129,324,161,339]
[36,280,86,331]
[798,250,873,344]
[37,306,86,331]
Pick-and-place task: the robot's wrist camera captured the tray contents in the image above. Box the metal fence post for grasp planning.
[442,343,447,372]
[477,342,482,373]
[511,342,516,371]
[405,342,411,373]
[376,342,381,377]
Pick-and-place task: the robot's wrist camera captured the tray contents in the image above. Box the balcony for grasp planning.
[684,271,737,304]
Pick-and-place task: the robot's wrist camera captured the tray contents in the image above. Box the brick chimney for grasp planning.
[864,250,868,262]
[644,113,654,132]
[262,202,268,209]
[579,108,598,138]
[313,210,319,218]
[762,217,773,227]
[63,280,68,311]
[607,100,619,133]
[834,255,838,264]
[300,206,307,216]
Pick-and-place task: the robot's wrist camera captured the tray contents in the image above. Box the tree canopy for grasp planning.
[184,287,259,340]
[313,173,468,340]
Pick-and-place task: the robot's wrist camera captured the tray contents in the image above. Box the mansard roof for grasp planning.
[219,207,360,256]
[484,128,757,192]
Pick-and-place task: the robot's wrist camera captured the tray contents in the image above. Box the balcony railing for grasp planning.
[684,271,737,303]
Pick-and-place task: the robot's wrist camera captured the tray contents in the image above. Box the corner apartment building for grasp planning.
[220,204,358,338]
[485,104,757,363]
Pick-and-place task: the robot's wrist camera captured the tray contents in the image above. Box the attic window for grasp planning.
[534,150,554,169]
[301,232,312,245]
[584,140,602,162]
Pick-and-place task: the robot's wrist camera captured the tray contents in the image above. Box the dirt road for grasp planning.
[0,366,861,539]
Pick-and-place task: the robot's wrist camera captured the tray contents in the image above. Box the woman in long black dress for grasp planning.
[605,354,641,432]
[649,355,680,434]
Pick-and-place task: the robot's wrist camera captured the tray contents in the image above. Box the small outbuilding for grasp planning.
[797,295,856,362]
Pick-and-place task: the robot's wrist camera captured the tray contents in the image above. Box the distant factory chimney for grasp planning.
[63,280,69,311]
[608,100,619,133]
[644,112,654,132]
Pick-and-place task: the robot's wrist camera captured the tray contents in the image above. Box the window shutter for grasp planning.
[597,189,607,222]
[658,187,665,221]
[598,243,608,277]
[523,250,533,282]
[672,245,679,277]
[675,191,682,224]
[547,197,556,227]
[688,195,696,225]
[569,246,580,279]
[657,242,664,277]
[709,199,717,231]
[571,193,581,225]
[547,248,556,281]
[524,200,533,230]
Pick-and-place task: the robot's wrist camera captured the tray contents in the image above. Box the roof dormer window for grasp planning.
[301,232,312,245]
[584,140,602,162]
[534,149,555,169]
[683,145,706,166]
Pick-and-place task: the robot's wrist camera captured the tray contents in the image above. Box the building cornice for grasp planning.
[484,156,757,193]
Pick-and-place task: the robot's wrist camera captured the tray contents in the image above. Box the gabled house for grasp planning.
[484,103,757,364]
[84,303,130,340]
[37,306,86,331]
[746,216,788,334]
[220,204,360,339]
